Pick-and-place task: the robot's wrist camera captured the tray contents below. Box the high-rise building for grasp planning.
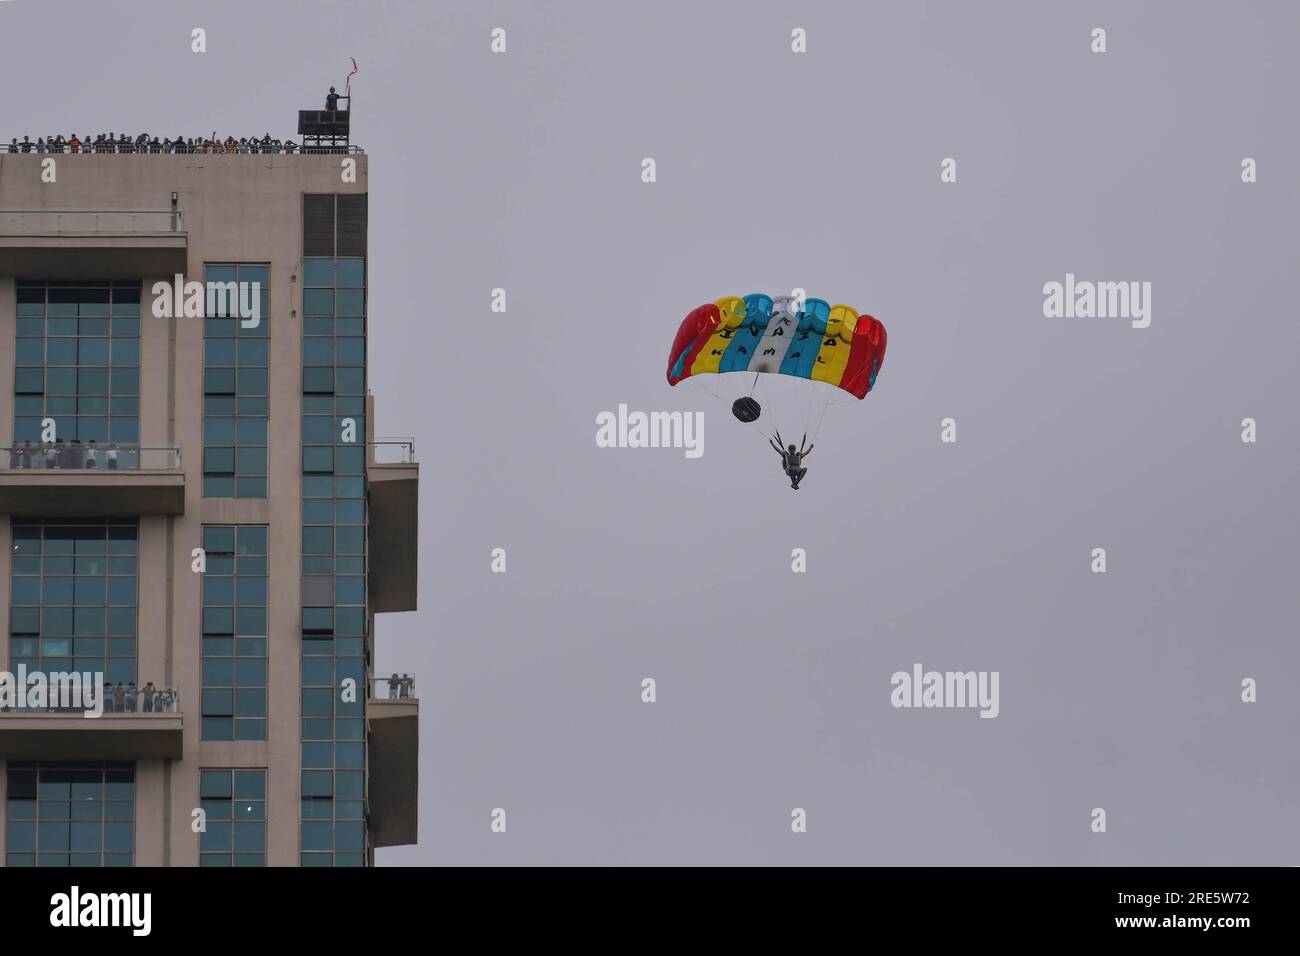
[0,126,419,865]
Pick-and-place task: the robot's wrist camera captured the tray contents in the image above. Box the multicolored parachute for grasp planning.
[667,294,887,399]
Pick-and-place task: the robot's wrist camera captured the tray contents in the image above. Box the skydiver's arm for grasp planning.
[802,444,814,459]
[768,438,784,456]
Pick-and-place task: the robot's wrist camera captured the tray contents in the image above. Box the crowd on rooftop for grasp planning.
[7,87,355,156]
[7,133,312,154]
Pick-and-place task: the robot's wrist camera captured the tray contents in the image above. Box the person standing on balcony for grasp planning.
[124,682,138,712]
[85,440,99,469]
[141,682,156,713]
[102,682,115,713]
[107,443,119,470]
[113,683,126,711]
[21,440,33,469]
[8,444,20,469]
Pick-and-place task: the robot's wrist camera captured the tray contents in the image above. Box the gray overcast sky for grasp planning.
[4,0,1299,865]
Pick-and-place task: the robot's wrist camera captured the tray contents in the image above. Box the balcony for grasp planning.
[367,675,417,847]
[0,681,183,760]
[0,208,187,280]
[0,444,185,516]
[368,440,418,613]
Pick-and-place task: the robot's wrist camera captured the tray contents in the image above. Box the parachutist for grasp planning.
[770,433,813,489]
[731,396,761,423]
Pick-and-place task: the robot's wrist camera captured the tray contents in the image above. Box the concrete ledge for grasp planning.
[368,698,417,847]
[0,470,185,516]
[0,234,188,280]
[0,711,184,759]
[368,462,418,612]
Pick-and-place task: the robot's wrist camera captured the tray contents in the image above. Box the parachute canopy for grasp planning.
[667,294,887,399]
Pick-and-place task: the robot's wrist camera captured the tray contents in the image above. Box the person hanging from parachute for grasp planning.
[667,292,886,490]
[769,431,814,489]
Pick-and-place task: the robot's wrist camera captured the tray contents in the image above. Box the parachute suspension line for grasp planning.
[810,397,831,445]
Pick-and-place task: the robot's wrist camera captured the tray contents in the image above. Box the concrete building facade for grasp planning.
[0,148,418,865]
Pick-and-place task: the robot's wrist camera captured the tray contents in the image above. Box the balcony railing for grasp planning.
[369,675,417,701]
[370,439,416,464]
[0,681,181,715]
[2,444,181,471]
[0,209,183,234]
[0,678,184,760]
[3,141,363,156]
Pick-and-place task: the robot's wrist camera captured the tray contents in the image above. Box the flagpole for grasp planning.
[345,57,359,150]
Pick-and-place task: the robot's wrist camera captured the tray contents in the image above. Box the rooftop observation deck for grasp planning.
[3,140,363,155]
[0,445,185,516]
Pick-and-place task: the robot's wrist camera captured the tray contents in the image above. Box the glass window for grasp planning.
[197,769,266,866]
[9,520,137,693]
[5,763,133,866]
[11,282,140,444]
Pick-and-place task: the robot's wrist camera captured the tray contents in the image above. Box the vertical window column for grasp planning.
[299,243,368,866]
[202,264,269,498]
[200,526,268,740]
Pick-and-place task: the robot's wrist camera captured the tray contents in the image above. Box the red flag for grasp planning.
[345,58,359,95]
